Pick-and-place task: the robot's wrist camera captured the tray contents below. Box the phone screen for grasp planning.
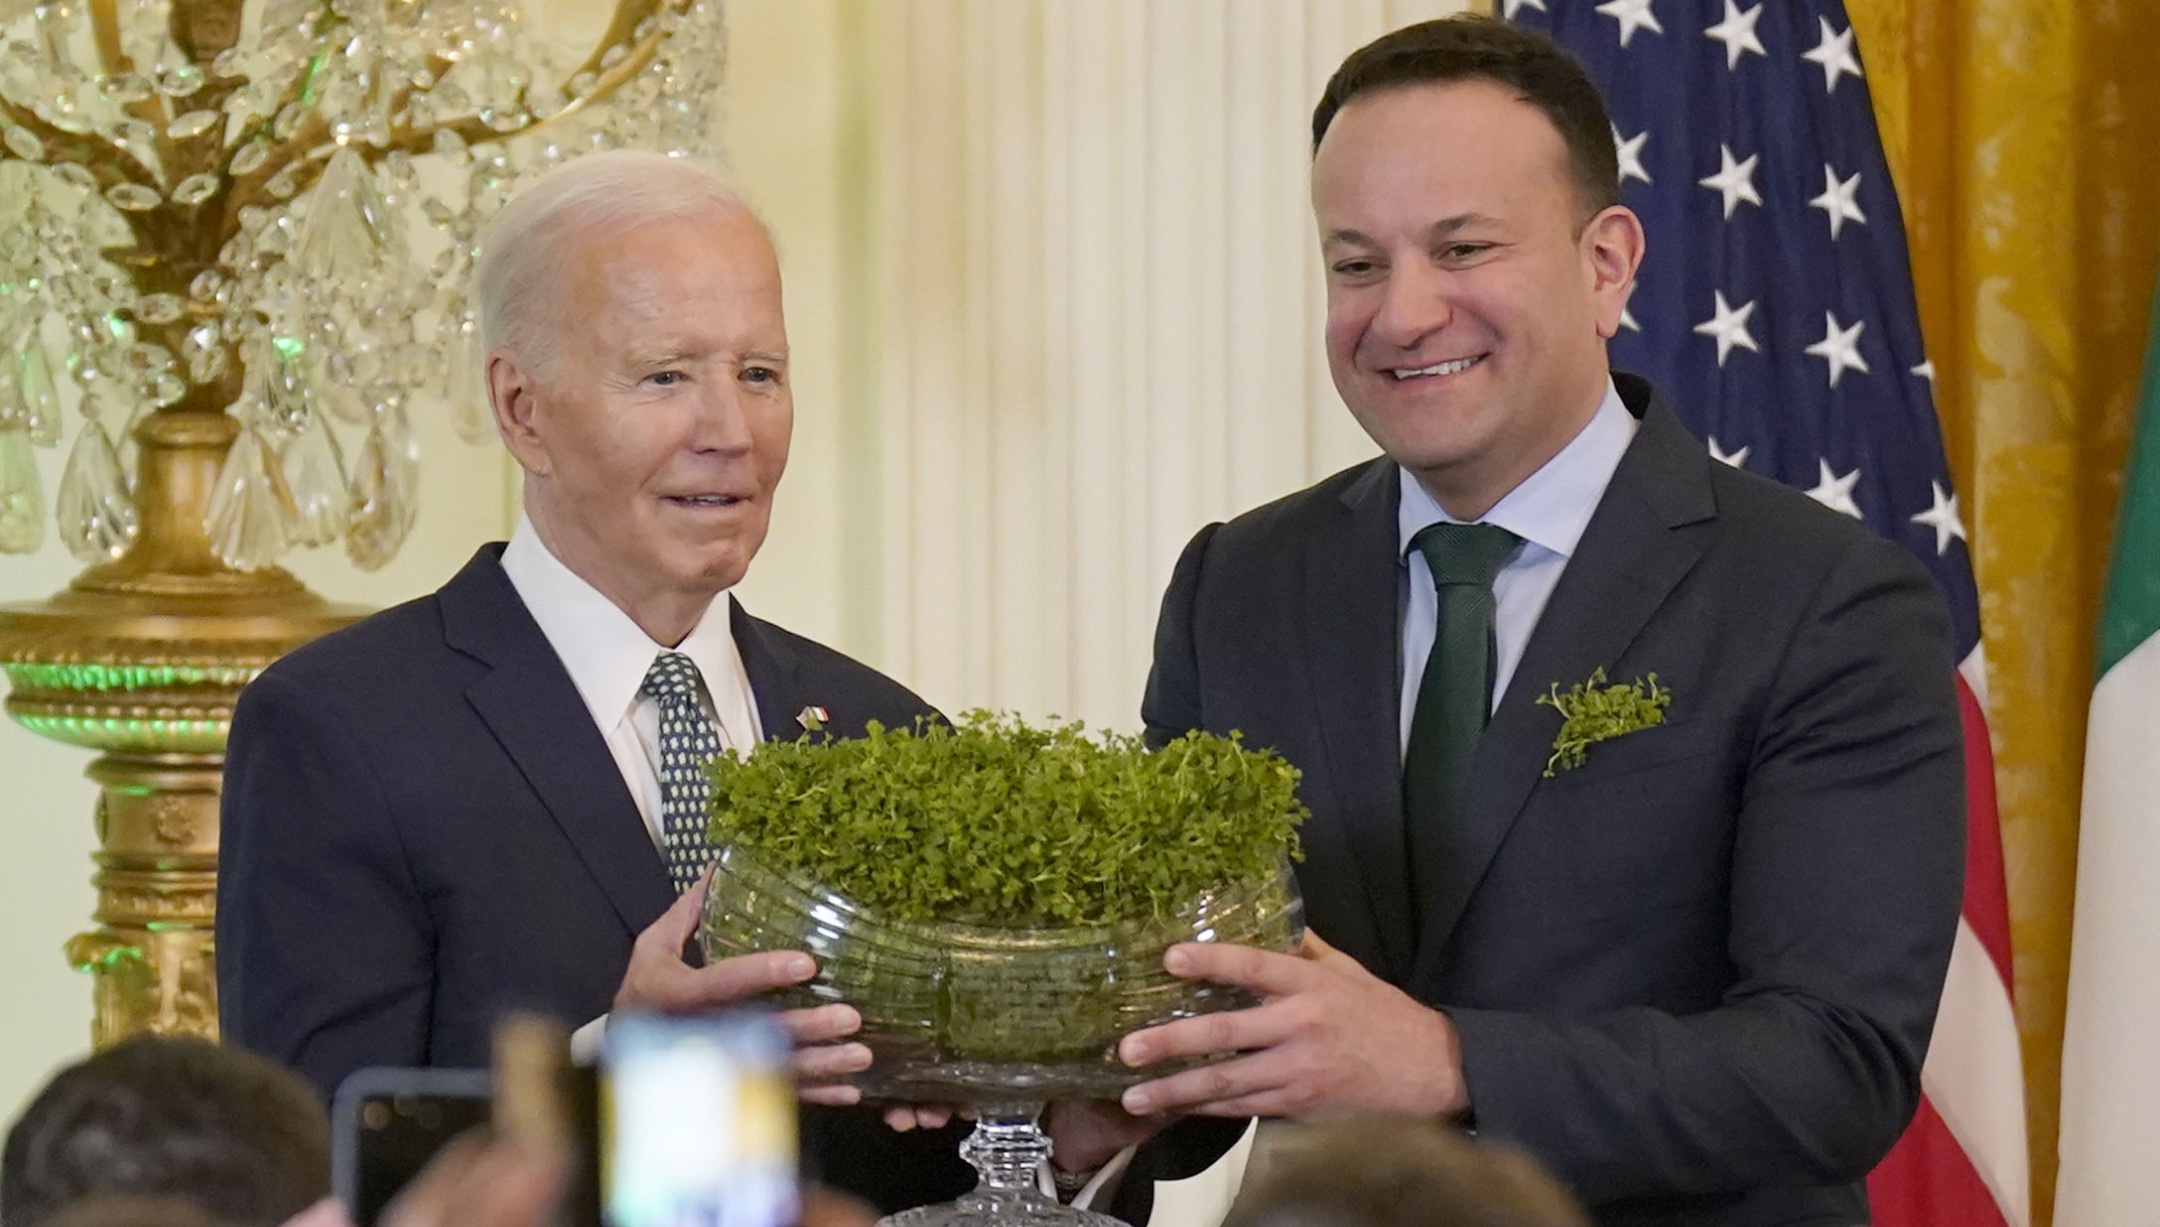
[331,1068,494,1227]
[599,1012,799,1227]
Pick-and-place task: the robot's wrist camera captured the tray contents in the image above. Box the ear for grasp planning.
[1581,205,1647,340]
[486,349,552,479]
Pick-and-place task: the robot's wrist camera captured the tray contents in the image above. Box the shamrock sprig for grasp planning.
[704,711,1307,928]
[1535,668,1671,777]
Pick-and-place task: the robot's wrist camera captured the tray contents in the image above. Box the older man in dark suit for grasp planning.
[215,151,970,1212]
[1078,18,1966,1227]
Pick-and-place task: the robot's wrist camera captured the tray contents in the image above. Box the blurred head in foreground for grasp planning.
[1223,1118,1590,1227]
[0,1036,329,1227]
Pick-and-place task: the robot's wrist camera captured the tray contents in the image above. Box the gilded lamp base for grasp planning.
[0,411,366,1045]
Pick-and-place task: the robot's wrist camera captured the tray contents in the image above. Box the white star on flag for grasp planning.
[1910,480,1967,555]
[1501,0,1548,16]
[1699,144,1763,218]
[1707,437,1752,468]
[1704,0,1767,70]
[1693,291,1760,365]
[1619,303,1641,333]
[1809,164,1868,239]
[1912,358,1936,382]
[1613,124,1651,184]
[1805,459,1863,519]
[1801,16,1864,93]
[1804,311,1870,387]
[1596,0,1663,49]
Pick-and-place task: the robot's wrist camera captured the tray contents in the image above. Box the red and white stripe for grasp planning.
[1867,651,2029,1227]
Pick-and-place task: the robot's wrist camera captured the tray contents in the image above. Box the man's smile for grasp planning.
[1388,354,1487,380]
[663,493,751,508]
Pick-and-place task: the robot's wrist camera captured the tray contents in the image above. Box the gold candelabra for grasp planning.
[0,0,725,1045]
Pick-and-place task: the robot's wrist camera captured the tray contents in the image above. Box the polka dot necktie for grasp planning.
[640,651,726,896]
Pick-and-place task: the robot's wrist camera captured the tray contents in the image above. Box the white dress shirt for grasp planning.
[500,514,765,847]
[1397,380,1638,754]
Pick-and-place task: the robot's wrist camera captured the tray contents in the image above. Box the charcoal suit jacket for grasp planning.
[1139,374,1966,1226]
[217,544,974,1213]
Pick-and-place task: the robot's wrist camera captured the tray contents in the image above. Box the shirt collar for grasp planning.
[1397,377,1638,561]
[500,514,739,731]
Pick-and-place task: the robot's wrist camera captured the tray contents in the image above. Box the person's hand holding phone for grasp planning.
[613,870,871,1105]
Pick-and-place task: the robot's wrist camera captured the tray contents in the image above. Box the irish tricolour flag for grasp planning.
[2055,282,2160,1226]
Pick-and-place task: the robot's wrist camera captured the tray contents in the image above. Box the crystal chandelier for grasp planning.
[0,0,728,572]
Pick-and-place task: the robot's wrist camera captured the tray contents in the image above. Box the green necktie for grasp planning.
[1403,521,1523,895]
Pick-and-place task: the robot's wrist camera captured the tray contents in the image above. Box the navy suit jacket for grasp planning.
[1141,375,1966,1227]
[217,544,974,1212]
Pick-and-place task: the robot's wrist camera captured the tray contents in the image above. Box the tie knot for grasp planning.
[1412,522,1522,588]
[641,651,705,704]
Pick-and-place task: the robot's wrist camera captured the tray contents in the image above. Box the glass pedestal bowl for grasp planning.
[700,844,1305,1227]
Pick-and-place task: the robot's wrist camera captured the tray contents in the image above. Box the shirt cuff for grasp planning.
[569,1013,609,1064]
[1035,1144,1138,1210]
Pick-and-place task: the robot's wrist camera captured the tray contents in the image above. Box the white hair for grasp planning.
[474,150,767,365]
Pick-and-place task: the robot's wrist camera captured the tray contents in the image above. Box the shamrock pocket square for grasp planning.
[1535,668,1671,777]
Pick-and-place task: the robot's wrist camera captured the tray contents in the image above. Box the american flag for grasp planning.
[1504,2,2029,1224]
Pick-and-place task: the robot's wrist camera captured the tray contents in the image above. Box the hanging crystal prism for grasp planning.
[346,405,419,570]
[0,425,44,553]
[0,351,28,433]
[259,336,310,435]
[19,338,62,446]
[444,310,491,443]
[108,388,152,490]
[298,146,399,282]
[282,402,349,546]
[55,420,139,562]
[203,426,296,571]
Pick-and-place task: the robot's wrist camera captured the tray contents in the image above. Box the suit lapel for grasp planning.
[1410,387,1718,984]
[729,599,810,743]
[1303,460,1417,982]
[441,546,675,937]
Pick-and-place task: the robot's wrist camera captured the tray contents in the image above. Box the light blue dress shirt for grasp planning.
[1397,380,1639,755]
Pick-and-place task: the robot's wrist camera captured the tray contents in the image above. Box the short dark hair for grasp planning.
[1222,1118,1591,1227]
[1312,15,1620,217]
[1,1037,330,1227]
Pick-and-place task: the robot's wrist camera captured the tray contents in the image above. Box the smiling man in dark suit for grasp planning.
[1084,17,1967,1226]
[215,151,969,1212]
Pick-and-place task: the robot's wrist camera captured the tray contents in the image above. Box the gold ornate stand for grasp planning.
[0,410,362,1044]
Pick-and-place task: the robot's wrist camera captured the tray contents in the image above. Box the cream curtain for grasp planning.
[824,0,1467,730]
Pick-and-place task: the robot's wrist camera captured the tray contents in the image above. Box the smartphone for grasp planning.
[599,1011,799,1227]
[330,1066,493,1226]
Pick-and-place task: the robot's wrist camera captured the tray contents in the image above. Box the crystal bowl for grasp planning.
[699,843,1305,1103]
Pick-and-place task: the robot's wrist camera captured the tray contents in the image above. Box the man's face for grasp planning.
[1312,79,1639,516]
[492,208,793,631]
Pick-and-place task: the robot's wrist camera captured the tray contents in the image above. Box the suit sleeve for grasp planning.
[1447,532,1966,1203]
[1125,522,1257,1195]
[217,669,435,1098]
[1142,522,1222,750]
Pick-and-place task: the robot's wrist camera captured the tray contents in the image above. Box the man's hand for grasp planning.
[1043,1100,1165,1174]
[1115,931,1469,1121]
[882,1104,957,1132]
[614,874,871,1105]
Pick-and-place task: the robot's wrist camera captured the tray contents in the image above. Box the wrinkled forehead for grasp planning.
[541,207,786,344]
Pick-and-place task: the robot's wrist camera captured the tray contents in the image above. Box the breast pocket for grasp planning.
[1543,714,1723,783]
[1535,715,1740,911]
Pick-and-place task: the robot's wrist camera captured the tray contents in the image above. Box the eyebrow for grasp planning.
[1323,213,1500,247]
[623,341,790,366]
[628,345,697,368]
